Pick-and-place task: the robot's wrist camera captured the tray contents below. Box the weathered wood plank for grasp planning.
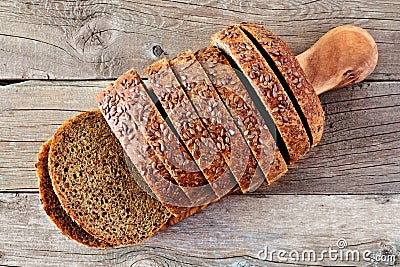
[0,193,399,266]
[259,81,400,193]
[0,0,398,80]
[0,80,399,193]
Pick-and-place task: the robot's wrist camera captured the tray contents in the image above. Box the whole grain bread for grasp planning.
[38,105,287,247]
[37,23,330,248]
[239,22,324,146]
[195,46,287,184]
[36,139,114,248]
[48,110,172,245]
[38,114,211,247]
[211,25,310,163]
[145,59,237,197]
[98,85,194,214]
[170,50,265,193]
[97,70,216,207]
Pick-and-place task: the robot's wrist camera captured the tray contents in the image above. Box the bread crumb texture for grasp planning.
[48,110,171,245]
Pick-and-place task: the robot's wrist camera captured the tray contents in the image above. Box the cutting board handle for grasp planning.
[296,25,378,96]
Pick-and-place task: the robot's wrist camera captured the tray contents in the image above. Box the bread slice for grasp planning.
[36,139,114,248]
[195,46,287,184]
[48,110,172,245]
[38,113,211,247]
[211,25,310,163]
[97,70,216,207]
[145,58,237,197]
[98,84,192,215]
[170,50,265,193]
[239,22,324,146]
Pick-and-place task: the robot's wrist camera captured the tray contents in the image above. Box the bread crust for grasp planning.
[239,22,324,146]
[36,139,114,248]
[146,58,237,197]
[195,46,287,184]
[212,25,310,163]
[170,50,265,193]
[97,86,191,215]
[98,70,216,209]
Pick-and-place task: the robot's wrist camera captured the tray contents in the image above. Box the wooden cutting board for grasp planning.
[0,2,398,266]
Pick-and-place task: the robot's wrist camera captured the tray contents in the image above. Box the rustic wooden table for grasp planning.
[0,1,399,266]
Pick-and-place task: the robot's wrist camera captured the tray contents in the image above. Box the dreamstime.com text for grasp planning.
[257,239,396,264]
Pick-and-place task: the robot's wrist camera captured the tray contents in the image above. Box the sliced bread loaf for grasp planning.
[195,46,287,184]
[239,22,324,146]
[48,110,172,245]
[211,25,310,163]
[37,139,114,248]
[98,83,193,214]
[170,50,265,193]
[97,70,216,207]
[145,59,237,197]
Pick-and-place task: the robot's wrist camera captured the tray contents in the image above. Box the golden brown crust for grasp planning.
[145,58,237,197]
[211,25,310,163]
[267,149,288,183]
[239,22,324,146]
[98,73,196,213]
[111,70,216,206]
[36,139,114,248]
[170,50,264,193]
[48,110,172,245]
[195,46,286,184]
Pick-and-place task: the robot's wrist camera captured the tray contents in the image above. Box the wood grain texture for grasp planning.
[297,25,379,95]
[0,1,398,265]
[0,0,398,80]
[1,193,399,266]
[0,80,399,193]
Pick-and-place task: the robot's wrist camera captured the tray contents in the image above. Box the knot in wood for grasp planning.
[152,45,166,57]
[72,18,113,54]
